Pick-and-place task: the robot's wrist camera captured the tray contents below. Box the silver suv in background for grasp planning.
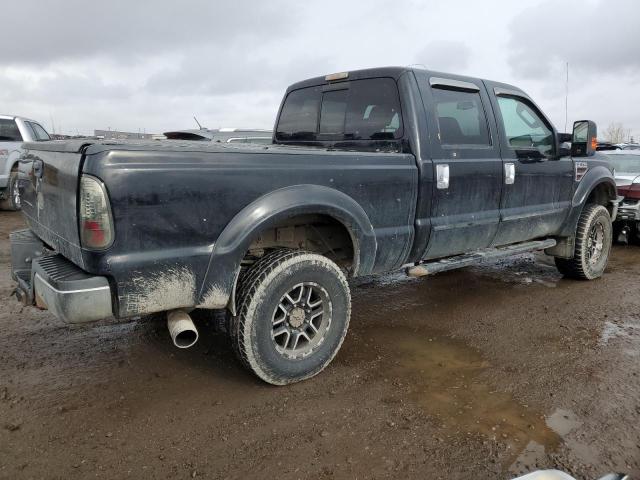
[0,115,50,210]
[163,127,272,143]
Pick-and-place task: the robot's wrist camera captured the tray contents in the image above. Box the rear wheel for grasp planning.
[555,204,612,280]
[231,249,351,385]
[0,171,20,211]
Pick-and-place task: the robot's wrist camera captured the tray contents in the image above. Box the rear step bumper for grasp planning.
[10,229,113,324]
[406,238,557,277]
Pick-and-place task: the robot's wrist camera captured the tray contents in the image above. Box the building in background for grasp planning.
[94,129,155,140]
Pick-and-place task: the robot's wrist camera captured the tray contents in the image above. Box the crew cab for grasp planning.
[10,67,618,384]
[0,115,50,210]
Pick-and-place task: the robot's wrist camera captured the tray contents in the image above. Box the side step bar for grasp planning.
[406,239,557,278]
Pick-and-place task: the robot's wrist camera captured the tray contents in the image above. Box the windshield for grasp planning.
[606,153,640,173]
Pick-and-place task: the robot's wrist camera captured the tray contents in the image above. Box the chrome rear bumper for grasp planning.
[10,229,113,324]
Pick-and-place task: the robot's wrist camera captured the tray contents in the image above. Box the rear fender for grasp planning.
[197,184,377,310]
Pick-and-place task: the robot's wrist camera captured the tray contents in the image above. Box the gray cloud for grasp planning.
[145,47,333,97]
[508,0,640,80]
[0,0,293,65]
[416,41,472,73]
[2,0,639,139]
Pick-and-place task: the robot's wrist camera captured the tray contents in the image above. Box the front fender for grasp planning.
[571,166,615,208]
[558,166,616,238]
[197,184,377,309]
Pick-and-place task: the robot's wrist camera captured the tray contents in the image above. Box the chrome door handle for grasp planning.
[505,163,515,185]
[436,164,449,189]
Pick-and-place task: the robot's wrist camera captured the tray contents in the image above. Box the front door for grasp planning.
[488,90,574,245]
[421,76,503,259]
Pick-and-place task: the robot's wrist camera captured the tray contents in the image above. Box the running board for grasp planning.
[406,239,557,277]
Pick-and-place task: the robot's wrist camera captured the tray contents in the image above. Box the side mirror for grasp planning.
[571,120,597,157]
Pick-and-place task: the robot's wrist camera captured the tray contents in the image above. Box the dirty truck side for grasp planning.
[11,67,618,384]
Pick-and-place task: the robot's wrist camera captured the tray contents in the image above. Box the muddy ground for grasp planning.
[0,210,639,480]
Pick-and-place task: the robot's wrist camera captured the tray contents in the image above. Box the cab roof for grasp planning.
[285,66,526,98]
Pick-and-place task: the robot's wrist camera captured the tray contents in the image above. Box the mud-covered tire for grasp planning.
[555,204,612,280]
[0,171,20,211]
[231,250,351,385]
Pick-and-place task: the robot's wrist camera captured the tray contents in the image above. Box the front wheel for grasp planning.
[231,250,351,385]
[555,204,612,280]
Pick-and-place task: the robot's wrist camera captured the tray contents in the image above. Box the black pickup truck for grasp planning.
[11,67,619,385]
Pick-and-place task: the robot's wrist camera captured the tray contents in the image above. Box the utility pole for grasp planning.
[49,112,56,135]
[564,62,569,133]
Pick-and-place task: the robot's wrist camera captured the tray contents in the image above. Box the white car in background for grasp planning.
[0,115,50,210]
[604,149,640,243]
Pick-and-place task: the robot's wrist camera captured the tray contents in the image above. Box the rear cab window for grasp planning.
[275,78,403,147]
[0,119,22,142]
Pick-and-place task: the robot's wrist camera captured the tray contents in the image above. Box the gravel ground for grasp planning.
[1,210,639,479]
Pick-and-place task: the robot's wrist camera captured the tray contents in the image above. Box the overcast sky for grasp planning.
[1,0,639,139]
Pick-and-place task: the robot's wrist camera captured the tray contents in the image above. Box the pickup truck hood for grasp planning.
[615,173,640,187]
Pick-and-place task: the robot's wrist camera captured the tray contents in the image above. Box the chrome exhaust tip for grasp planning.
[167,310,199,349]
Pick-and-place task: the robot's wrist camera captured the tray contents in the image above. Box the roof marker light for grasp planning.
[325,72,349,82]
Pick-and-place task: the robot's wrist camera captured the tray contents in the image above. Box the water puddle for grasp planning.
[469,253,563,289]
[510,409,582,473]
[600,319,640,347]
[368,327,580,470]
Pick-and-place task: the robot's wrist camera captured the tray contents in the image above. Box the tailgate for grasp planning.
[19,141,92,268]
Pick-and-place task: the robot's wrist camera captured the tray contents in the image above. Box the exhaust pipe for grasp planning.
[167,310,199,349]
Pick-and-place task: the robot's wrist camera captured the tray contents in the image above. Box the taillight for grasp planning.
[79,175,114,249]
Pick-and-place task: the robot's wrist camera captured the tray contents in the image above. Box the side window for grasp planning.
[496,97,554,157]
[275,78,403,142]
[31,123,51,141]
[26,122,50,141]
[25,122,38,140]
[432,87,491,146]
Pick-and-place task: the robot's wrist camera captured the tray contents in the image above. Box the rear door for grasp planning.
[487,87,574,245]
[419,75,503,259]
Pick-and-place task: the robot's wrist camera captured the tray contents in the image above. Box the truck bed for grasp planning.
[18,138,418,318]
